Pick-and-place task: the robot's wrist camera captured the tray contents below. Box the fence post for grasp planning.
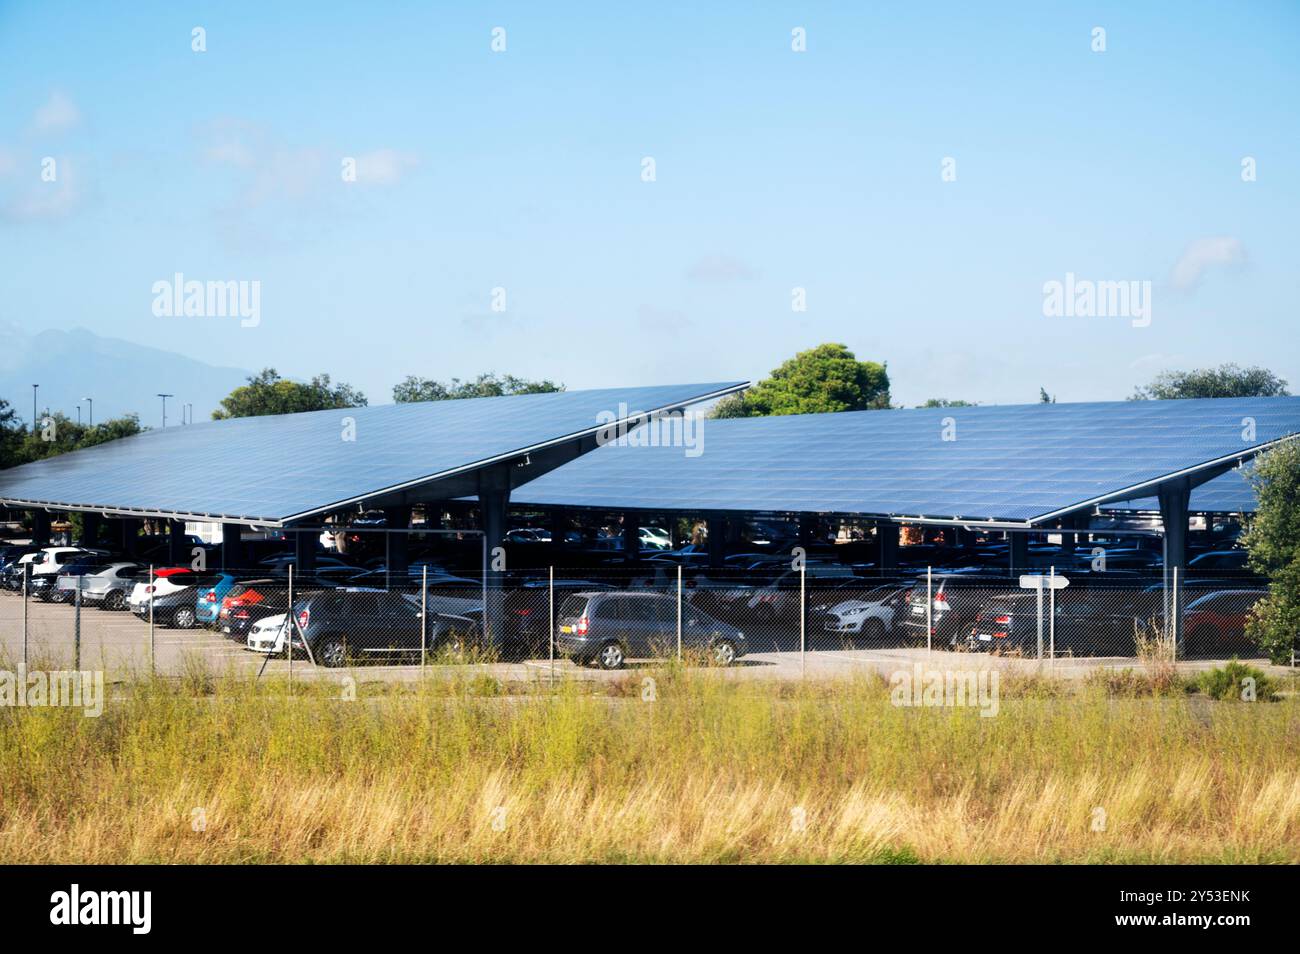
[926,566,933,656]
[74,575,82,671]
[148,564,155,677]
[287,563,294,692]
[1172,565,1180,661]
[800,560,807,678]
[22,563,29,669]
[1035,574,1044,660]
[1048,565,1056,664]
[549,565,555,677]
[676,563,682,662]
[421,564,428,668]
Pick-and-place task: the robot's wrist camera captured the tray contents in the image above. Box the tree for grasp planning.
[4,411,144,467]
[212,368,367,419]
[919,398,975,408]
[710,343,890,418]
[1039,387,1056,404]
[1242,441,1300,663]
[1131,364,1289,400]
[392,372,564,403]
[0,399,24,470]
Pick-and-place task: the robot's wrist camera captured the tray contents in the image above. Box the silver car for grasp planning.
[72,562,148,611]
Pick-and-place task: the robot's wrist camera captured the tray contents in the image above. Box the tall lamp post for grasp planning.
[31,384,38,434]
[83,397,93,427]
[157,393,174,428]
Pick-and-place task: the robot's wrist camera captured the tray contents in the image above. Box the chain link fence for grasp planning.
[0,553,1282,676]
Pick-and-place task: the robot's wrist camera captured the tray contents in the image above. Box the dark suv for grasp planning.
[964,591,1144,657]
[555,591,746,669]
[289,588,477,667]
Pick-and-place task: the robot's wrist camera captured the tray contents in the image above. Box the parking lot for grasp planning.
[2,586,1284,688]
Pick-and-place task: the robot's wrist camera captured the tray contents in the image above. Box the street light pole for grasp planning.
[83,397,93,426]
[157,393,174,428]
[31,384,38,434]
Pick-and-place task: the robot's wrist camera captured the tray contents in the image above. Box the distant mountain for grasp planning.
[0,323,252,426]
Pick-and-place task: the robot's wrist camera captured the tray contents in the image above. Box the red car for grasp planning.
[1183,589,1265,656]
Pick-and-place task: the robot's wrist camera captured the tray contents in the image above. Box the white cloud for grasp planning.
[353,149,418,185]
[1,157,83,222]
[1169,237,1245,290]
[32,91,80,134]
[687,253,757,282]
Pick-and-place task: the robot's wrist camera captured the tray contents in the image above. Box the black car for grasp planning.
[555,591,746,669]
[964,591,1144,656]
[288,588,475,667]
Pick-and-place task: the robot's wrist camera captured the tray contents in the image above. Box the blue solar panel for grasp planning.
[0,382,745,523]
[1104,466,1258,513]
[512,397,1300,523]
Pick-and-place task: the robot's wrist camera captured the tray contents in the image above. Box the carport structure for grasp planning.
[0,381,747,643]
[511,395,1300,580]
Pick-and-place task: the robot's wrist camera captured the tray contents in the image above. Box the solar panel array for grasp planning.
[1103,465,1258,514]
[0,382,745,523]
[512,396,1300,523]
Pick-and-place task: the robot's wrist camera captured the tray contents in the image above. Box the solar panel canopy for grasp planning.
[512,396,1300,524]
[1104,466,1257,514]
[0,382,745,525]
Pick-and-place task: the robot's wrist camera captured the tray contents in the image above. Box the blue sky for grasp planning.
[1,0,1298,414]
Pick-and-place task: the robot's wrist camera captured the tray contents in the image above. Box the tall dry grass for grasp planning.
[0,664,1297,863]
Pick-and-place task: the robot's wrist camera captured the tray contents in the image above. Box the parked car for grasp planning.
[140,581,224,629]
[287,588,473,667]
[1183,589,1266,655]
[246,613,289,654]
[219,579,298,640]
[811,584,908,643]
[52,558,121,602]
[555,591,746,669]
[27,546,100,597]
[195,573,247,626]
[744,565,857,620]
[897,571,1011,647]
[127,567,199,615]
[1187,550,1254,575]
[963,591,1144,656]
[504,578,615,656]
[76,562,148,610]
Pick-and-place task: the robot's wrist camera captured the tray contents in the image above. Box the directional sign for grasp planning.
[1019,574,1069,590]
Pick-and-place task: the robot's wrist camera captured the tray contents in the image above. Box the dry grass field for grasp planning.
[1,658,1297,864]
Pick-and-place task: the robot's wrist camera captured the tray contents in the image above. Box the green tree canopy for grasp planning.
[1242,441,1300,663]
[711,343,890,418]
[213,368,367,419]
[919,398,975,408]
[1,408,144,469]
[1131,364,1289,400]
[392,372,564,403]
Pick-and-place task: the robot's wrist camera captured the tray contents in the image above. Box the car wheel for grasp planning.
[597,641,625,670]
[435,631,464,655]
[318,636,347,668]
[711,639,737,667]
[104,590,125,611]
[172,607,196,629]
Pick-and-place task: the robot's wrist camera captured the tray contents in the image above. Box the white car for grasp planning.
[639,526,672,550]
[128,569,198,615]
[816,587,902,640]
[247,613,288,654]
